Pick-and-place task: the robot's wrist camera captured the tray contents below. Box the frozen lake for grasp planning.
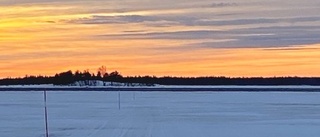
[1,91,320,137]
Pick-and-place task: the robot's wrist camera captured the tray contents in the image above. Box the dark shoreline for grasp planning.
[1,87,320,92]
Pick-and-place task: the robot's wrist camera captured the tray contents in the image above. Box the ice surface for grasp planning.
[1,91,320,137]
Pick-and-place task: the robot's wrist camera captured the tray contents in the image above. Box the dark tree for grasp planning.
[53,70,74,85]
[1,67,320,86]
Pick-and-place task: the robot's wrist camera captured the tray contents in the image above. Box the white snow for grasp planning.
[0,80,156,88]
[2,83,320,89]
[1,91,320,137]
[70,80,153,87]
[156,85,320,89]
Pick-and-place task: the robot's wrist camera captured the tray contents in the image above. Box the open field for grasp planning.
[1,90,320,137]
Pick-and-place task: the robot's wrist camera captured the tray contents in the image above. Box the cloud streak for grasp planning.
[208,2,239,8]
[67,14,320,48]
[2,0,320,77]
[68,15,320,26]
[95,25,320,48]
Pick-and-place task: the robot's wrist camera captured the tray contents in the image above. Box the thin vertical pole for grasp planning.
[44,90,49,137]
[118,92,121,110]
[133,92,135,100]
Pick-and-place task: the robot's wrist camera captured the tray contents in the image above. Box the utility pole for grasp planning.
[133,92,135,100]
[118,92,121,110]
[44,90,49,137]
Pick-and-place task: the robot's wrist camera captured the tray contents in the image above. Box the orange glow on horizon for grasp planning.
[1,44,320,78]
[1,4,320,78]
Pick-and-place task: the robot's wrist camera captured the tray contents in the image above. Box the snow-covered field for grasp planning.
[1,91,320,137]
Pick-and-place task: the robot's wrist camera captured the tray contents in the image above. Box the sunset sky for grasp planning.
[1,0,320,78]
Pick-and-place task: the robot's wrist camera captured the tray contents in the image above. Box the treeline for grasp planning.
[1,67,320,86]
[0,69,123,86]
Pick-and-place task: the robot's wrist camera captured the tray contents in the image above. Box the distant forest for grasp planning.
[1,66,320,86]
